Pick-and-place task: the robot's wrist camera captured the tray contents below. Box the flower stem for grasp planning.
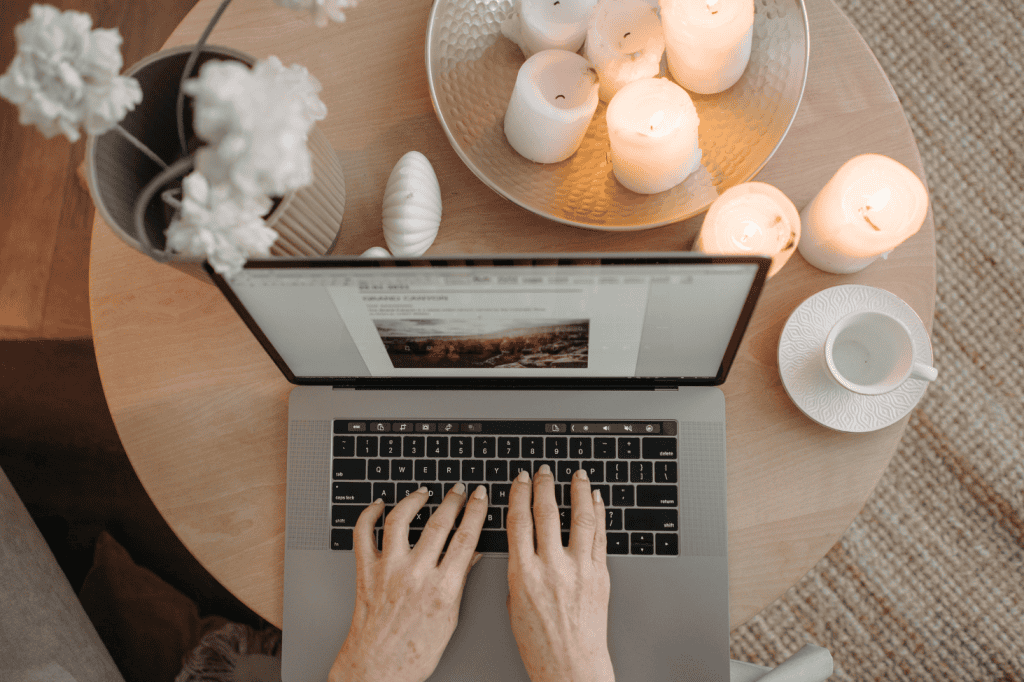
[132,156,195,262]
[114,124,169,170]
[175,0,235,157]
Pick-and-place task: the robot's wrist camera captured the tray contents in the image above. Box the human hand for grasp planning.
[506,465,614,682]
[329,483,488,682]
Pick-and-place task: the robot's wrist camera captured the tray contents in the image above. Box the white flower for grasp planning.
[274,0,359,28]
[0,4,142,142]
[184,56,327,199]
[166,172,278,278]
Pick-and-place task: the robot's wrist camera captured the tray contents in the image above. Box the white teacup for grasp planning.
[823,311,938,395]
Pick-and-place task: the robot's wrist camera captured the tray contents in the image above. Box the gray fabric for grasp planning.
[0,465,125,682]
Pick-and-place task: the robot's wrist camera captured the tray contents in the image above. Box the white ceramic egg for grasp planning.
[360,246,392,257]
[382,151,442,257]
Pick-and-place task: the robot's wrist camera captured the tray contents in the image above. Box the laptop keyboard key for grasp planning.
[333,436,354,457]
[637,485,677,507]
[612,485,634,507]
[415,460,437,481]
[630,532,655,555]
[392,461,414,480]
[581,461,603,482]
[655,461,677,483]
[522,437,543,458]
[333,459,366,480]
[367,460,389,481]
[607,461,628,483]
[491,483,511,505]
[332,505,363,527]
[486,461,508,481]
[475,531,508,553]
[594,437,616,458]
[438,461,460,481]
[642,437,677,459]
[410,506,431,528]
[403,436,425,457]
[630,461,653,483]
[483,508,502,529]
[557,461,581,482]
[331,528,353,550]
[373,482,395,504]
[605,508,622,530]
[569,438,592,458]
[618,438,640,459]
[499,437,519,458]
[462,460,484,481]
[474,437,496,458]
[546,437,568,458]
[356,436,377,457]
[451,437,472,458]
[607,532,629,554]
[381,437,402,457]
[625,509,678,531]
[656,533,679,555]
[427,436,448,457]
[333,482,371,503]
[509,461,531,480]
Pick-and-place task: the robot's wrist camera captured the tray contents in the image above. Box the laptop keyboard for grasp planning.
[329,420,679,556]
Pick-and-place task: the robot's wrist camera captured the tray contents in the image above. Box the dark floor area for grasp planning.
[0,338,266,629]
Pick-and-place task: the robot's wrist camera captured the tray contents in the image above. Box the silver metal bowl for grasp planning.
[425,0,809,230]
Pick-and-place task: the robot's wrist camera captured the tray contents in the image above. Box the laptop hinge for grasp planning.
[330,379,683,391]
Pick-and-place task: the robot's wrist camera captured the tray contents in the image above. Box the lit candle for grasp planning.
[584,0,665,102]
[606,77,700,194]
[504,50,600,164]
[660,0,754,95]
[798,154,930,274]
[693,182,801,277]
[501,0,599,58]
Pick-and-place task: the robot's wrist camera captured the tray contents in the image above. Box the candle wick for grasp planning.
[556,94,565,99]
[859,205,882,231]
[623,32,631,38]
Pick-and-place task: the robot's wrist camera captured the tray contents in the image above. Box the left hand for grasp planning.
[328,483,487,682]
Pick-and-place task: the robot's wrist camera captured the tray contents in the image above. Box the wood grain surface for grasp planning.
[88,0,936,628]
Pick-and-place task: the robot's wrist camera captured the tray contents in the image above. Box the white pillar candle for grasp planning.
[504,50,600,164]
[606,77,701,194]
[693,182,801,277]
[501,0,599,58]
[584,0,665,102]
[798,154,930,274]
[660,0,754,95]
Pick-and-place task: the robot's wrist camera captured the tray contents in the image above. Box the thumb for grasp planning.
[470,552,483,567]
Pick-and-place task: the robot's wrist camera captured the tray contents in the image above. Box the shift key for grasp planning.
[625,508,678,531]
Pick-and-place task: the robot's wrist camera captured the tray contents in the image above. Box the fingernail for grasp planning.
[417,486,429,495]
[576,468,588,481]
[471,552,483,567]
[373,497,384,505]
[452,482,466,496]
[538,464,551,476]
[472,484,487,500]
[592,489,603,504]
[516,470,529,483]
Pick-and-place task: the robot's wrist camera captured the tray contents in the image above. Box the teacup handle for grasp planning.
[910,362,938,382]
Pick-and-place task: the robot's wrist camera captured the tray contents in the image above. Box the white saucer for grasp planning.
[778,285,934,433]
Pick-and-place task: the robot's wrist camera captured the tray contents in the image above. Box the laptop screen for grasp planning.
[212,254,768,386]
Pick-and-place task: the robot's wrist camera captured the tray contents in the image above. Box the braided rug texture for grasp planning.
[728,0,1024,678]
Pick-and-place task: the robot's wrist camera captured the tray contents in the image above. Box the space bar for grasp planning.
[475,531,508,553]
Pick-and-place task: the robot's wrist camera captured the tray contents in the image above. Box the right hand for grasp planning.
[506,465,614,682]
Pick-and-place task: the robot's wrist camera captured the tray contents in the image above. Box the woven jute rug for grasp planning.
[729,0,1024,678]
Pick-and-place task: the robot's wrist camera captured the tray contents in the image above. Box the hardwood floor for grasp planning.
[0,0,200,340]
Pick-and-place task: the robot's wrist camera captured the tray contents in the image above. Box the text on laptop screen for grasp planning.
[225,261,759,380]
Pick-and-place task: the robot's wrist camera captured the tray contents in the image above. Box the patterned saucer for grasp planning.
[778,285,933,433]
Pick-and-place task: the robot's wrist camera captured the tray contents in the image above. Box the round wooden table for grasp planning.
[89,0,935,629]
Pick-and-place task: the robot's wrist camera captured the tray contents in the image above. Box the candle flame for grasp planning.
[858,187,891,231]
[707,0,720,13]
[649,110,665,131]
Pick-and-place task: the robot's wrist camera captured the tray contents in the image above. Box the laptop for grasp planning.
[208,252,770,682]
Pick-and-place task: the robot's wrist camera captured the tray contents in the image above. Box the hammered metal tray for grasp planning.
[425,0,809,230]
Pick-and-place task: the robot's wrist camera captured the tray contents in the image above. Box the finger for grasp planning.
[382,486,431,555]
[440,484,488,576]
[532,464,562,557]
[413,482,467,561]
[568,469,597,559]
[354,498,385,570]
[506,469,534,564]
[591,486,608,565]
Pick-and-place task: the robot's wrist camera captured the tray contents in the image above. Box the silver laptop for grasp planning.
[209,253,769,682]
